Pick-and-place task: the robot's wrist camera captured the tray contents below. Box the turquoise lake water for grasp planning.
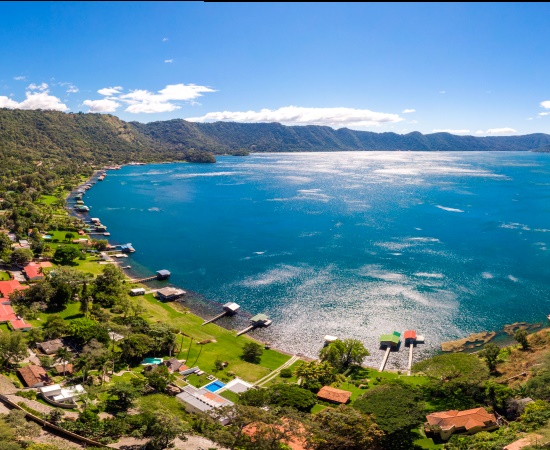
[83,152,550,366]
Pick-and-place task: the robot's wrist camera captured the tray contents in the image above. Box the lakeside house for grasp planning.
[176,385,234,424]
[0,279,29,298]
[23,261,52,282]
[18,365,51,388]
[0,300,32,331]
[130,288,145,296]
[425,407,498,440]
[39,383,86,406]
[36,338,64,355]
[316,386,352,404]
[156,269,171,280]
[156,287,186,301]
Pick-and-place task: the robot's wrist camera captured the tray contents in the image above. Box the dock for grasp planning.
[379,331,401,372]
[404,330,424,375]
[236,313,271,336]
[129,269,171,283]
[203,302,240,326]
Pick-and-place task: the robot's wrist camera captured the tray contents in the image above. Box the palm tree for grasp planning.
[55,347,72,378]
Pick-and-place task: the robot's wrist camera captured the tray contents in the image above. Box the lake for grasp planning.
[83,151,550,367]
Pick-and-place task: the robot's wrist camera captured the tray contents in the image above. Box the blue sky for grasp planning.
[1,2,550,136]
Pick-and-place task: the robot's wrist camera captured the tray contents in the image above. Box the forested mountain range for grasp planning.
[1,109,550,168]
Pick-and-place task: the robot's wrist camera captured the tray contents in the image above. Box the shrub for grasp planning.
[280,368,292,378]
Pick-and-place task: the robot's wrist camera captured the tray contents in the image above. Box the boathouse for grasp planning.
[250,313,271,326]
[130,288,146,296]
[156,287,186,301]
[380,331,401,347]
[156,269,171,280]
[223,302,240,315]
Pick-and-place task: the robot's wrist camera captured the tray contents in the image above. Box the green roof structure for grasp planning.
[380,333,401,346]
[250,314,269,323]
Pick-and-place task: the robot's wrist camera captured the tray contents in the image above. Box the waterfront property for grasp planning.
[176,385,234,424]
[18,365,51,387]
[36,338,64,355]
[425,407,498,440]
[156,287,186,301]
[316,386,352,404]
[222,377,253,394]
[156,269,171,280]
[130,287,146,296]
[39,383,86,406]
[237,313,272,336]
[162,358,183,373]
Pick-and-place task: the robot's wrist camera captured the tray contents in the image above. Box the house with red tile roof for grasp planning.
[243,420,307,450]
[0,280,29,298]
[17,365,51,387]
[23,261,52,281]
[425,407,498,440]
[0,301,32,331]
[317,386,352,404]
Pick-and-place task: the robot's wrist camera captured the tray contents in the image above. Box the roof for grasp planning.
[317,386,352,404]
[163,358,183,372]
[156,269,171,276]
[18,365,50,387]
[54,363,74,375]
[23,261,52,280]
[250,313,269,322]
[380,334,400,344]
[157,287,186,298]
[0,302,32,330]
[404,330,417,340]
[426,407,497,431]
[37,339,64,354]
[0,280,29,298]
[224,378,253,394]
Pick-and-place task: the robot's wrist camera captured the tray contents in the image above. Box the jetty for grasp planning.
[404,330,424,375]
[236,313,272,336]
[379,331,401,372]
[130,269,171,283]
[203,302,240,325]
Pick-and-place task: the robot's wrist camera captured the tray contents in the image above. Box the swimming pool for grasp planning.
[204,380,226,392]
[141,357,163,365]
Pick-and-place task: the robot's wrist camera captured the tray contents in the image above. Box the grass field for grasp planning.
[0,271,11,281]
[37,195,61,206]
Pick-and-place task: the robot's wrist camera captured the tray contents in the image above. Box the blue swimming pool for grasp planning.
[204,380,226,392]
[141,357,163,365]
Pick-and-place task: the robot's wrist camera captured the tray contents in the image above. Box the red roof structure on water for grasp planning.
[426,407,497,431]
[0,280,29,298]
[23,261,53,280]
[404,330,417,340]
[317,386,352,404]
[0,301,31,330]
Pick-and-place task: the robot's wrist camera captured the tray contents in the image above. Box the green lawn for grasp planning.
[0,271,11,281]
[0,324,10,334]
[140,294,292,383]
[28,302,83,327]
[412,427,444,449]
[218,389,240,403]
[310,404,328,414]
[138,393,189,418]
[37,195,61,206]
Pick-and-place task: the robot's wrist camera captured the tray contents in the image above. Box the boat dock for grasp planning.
[404,330,424,375]
[130,269,171,283]
[203,302,240,326]
[236,313,272,336]
[378,331,401,372]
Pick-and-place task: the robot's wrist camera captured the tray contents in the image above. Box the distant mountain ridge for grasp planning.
[1,109,550,166]
[133,119,550,153]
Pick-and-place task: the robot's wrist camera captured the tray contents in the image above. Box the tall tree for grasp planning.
[55,347,73,378]
[319,339,370,372]
[481,343,501,373]
[145,409,190,450]
[0,332,28,369]
[514,329,530,350]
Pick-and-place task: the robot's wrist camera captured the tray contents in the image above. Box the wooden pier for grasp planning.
[131,275,157,283]
[378,331,401,372]
[236,313,271,336]
[203,302,240,326]
[379,346,391,372]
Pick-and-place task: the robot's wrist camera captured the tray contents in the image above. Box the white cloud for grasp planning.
[0,96,20,108]
[13,76,26,81]
[58,82,79,94]
[162,37,169,42]
[27,82,49,92]
[527,117,533,120]
[83,98,121,113]
[439,90,446,94]
[475,128,517,136]
[402,109,416,113]
[432,129,471,134]
[0,91,68,111]
[97,86,123,96]
[539,112,550,116]
[540,100,550,109]
[187,106,404,129]
[409,120,418,124]
[164,59,173,63]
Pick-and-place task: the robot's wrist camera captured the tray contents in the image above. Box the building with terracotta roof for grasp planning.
[0,280,29,298]
[0,301,32,331]
[317,386,352,404]
[425,407,498,440]
[23,261,52,282]
[54,363,74,375]
[17,365,52,387]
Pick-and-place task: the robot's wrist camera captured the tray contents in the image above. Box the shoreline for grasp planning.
[64,162,550,368]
